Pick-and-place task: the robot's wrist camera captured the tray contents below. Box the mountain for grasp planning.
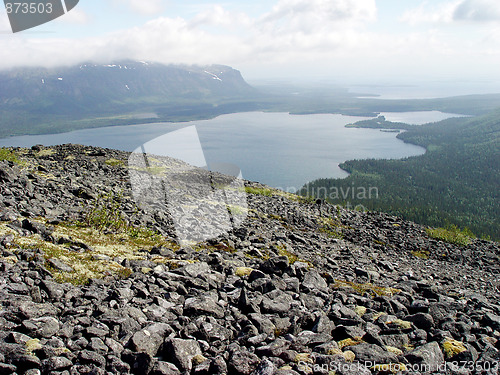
[0,144,499,374]
[0,61,259,137]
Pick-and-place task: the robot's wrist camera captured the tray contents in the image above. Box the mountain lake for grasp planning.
[0,111,465,190]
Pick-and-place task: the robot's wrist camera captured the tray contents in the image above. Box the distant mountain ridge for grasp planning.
[0,61,260,137]
[0,61,256,112]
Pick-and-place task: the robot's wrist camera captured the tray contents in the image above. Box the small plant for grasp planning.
[84,191,127,233]
[427,225,475,246]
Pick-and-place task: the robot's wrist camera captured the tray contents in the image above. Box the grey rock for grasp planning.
[404,341,445,373]
[251,358,276,375]
[42,356,72,371]
[0,363,17,374]
[47,258,74,273]
[77,350,106,367]
[150,361,181,375]
[162,338,202,373]
[184,294,225,318]
[260,256,289,275]
[302,271,328,291]
[405,312,434,331]
[22,317,60,338]
[18,302,58,319]
[228,350,260,375]
[130,323,172,357]
[347,343,398,364]
[483,312,500,331]
[261,291,293,314]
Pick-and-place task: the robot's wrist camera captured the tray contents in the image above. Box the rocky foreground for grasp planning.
[0,144,499,375]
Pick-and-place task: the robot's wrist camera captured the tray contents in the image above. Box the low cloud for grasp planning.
[453,0,500,21]
[0,1,499,81]
[401,0,500,25]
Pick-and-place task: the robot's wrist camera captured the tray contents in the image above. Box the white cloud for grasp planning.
[0,0,499,82]
[125,0,165,16]
[401,0,500,25]
[55,8,91,25]
[453,0,500,21]
[260,0,377,34]
[189,5,253,30]
[0,10,11,33]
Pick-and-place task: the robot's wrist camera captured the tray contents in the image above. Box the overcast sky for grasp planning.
[1,0,500,86]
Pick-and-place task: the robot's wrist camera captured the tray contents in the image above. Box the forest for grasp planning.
[300,108,500,240]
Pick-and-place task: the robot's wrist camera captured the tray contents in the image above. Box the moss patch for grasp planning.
[35,149,56,157]
[442,339,467,359]
[105,158,125,167]
[332,280,400,297]
[10,217,175,285]
[343,350,356,362]
[355,306,367,317]
[25,339,42,355]
[411,250,430,259]
[294,353,313,364]
[235,267,254,277]
[338,337,363,349]
[387,319,412,330]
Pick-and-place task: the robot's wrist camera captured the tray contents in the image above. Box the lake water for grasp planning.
[0,111,432,190]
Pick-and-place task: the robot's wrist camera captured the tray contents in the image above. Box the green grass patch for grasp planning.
[83,191,128,233]
[426,225,475,246]
[105,158,125,167]
[0,148,21,164]
[244,186,274,197]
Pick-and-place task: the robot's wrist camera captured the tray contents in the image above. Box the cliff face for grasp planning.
[0,144,499,374]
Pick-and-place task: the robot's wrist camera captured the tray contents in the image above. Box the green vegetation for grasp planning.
[0,147,21,163]
[442,339,467,359]
[105,158,125,167]
[427,225,475,246]
[317,216,344,239]
[301,109,500,240]
[411,250,430,259]
[0,191,177,285]
[83,191,128,232]
[244,186,274,197]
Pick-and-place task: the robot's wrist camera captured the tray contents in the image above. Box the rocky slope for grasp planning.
[0,144,499,375]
